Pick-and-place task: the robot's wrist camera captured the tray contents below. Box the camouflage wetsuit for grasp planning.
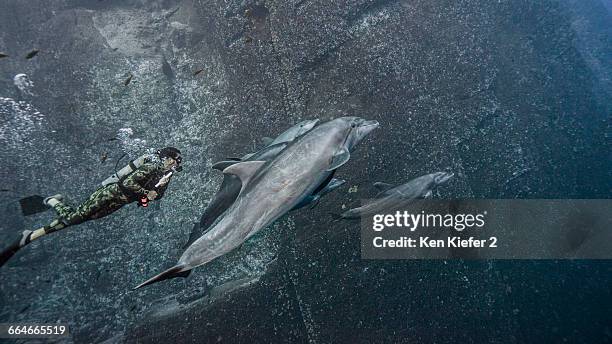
[52,161,172,226]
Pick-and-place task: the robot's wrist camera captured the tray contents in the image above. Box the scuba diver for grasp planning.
[0,147,183,267]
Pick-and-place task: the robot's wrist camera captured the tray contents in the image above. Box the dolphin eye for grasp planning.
[351,123,357,128]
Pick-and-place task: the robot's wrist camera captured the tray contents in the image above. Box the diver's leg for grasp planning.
[88,197,129,220]
[51,201,76,221]
[1,187,128,267]
[25,187,122,243]
[71,185,129,221]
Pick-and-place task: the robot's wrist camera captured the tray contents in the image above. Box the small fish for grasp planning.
[101,152,108,163]
[124,73,133,86]
[0,53,8,58]
[112,47,119,51]
[193,69,204,76]
[25,49,39,59]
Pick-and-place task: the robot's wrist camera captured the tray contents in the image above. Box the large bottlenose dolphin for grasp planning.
[340,172,454,219]
[184,119,319,248]
[135,117,379,289]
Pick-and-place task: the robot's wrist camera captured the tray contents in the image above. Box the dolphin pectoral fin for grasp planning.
[320,178,346,196]
[292,195,316,210]
[326,147,350,171]
[261,137,274,146]
[176,270,191,278]
[133,264,189,290]
[212,160,240,171]
[339,209,361,220]
[223,160,266,187]
[308,198,321,209]
[293,176,346,211]
[329,212,351,222]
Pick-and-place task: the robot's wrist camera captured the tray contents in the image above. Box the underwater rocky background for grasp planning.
[0,0,610,343]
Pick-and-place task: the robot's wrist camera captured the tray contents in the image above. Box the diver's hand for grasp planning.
[146,190,158,200]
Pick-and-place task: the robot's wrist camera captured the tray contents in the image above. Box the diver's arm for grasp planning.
[121,163,159,197]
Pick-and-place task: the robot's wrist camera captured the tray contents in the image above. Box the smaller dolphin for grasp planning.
[341,172,454,219]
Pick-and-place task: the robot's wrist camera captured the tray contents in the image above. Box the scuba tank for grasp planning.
[101,154,154,187]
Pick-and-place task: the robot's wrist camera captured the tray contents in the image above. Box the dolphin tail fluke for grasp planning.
[133,265,191,290]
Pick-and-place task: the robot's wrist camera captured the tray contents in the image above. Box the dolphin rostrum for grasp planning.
[340,172,454,219]
[135,117,379,289]
[184,119,320,248]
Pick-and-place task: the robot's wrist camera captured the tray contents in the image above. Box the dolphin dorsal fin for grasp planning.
[373,182,395,191]
[212,160,240,171]
[326,147,350,171]
[374,182,396,197]
[261,137,274,146]
[223,160,266,186]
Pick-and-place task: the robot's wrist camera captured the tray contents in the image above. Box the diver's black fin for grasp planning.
[0,237,23,268]
[133,265,190,290]
[19,195,49,216]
